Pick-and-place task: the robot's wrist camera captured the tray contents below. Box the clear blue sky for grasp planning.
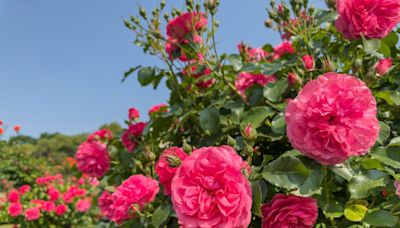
[0,0,325,138]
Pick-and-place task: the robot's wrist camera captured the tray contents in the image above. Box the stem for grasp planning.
[323,165,330,203]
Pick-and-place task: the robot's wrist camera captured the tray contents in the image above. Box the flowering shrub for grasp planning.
[0,174,100,226]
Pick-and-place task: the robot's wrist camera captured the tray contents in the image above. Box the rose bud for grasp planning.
[302,55,315,71]
[375,58,392,76]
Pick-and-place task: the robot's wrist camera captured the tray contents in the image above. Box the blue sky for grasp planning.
[0,0,325,138]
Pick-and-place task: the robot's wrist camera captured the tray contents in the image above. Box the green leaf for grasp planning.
[363,210,396,227]
[323,202,344,219]
[271,113,286,134]
[379,43,391,57]
[240,106,275,130]
[344,200,368,222]
[227,54,243,71]
[382,32,399,48]
[371,146,400,169]
[151,206,170,227]
[362,36,381,52]
[262,156,311,190]
[348,171,387,199]
[199,107,220,135]
[122,65,141,82]
[314,10,338,24]
[388,137,400,147]
[263,79,288,103]
[298,163,323,196]
[251,181,262,216]
[330,163,355,182]
[375,91,400,106]
[262,63,282,75]
[138,67,156,86]
[378,121,391,145]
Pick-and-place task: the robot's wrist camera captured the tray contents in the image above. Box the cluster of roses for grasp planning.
[0,120,21,136]
[1,173,98,224]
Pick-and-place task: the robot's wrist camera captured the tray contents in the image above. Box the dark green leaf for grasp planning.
[271,113,286,134]
[151,206,170,227]
[240,106,275,130]
[227,54,243,71]
[314,10,338,24]
[251,181,262,216]
[376,91,400,106]
[199,107,220,135]
[122,65,141,82]
[138,67,156,86]
[362,36,381,53]
[348,171,387,199]
[363,210,396,227]
[371,146,400,169]
[388,137,400,147]
[377,121,391,145]
[299,164,323,196]
[382,32,399,48]
[263,79,288,103]
[323,202,344,219]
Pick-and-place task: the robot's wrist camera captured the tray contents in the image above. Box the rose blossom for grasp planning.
[285,72,379,165]
[42,201,56,212]
[25,207,41,221]
[87,129,113,142]
[8,203,22,217]
[148,104,168,115]
[182,65,215,89]
[302,55,314,71]
[121,122,146,152]
[8,189,20,203]
[238,42,269,62]
[235,72,277,97]
[98,191,114,219]
[171,146,252,228]
[167,12,207,41]
[75,140,110,178]
[128,107,140,120]
[19,185,31,195]
[261,194,318,228]
[76,199,91,212]
[155,147,188,196]
[103,175,159,224]
[335,0,400,39]
[272,41,294,60]
[375,58,393,76]
[55,204,68,216]
[48,186,60,201]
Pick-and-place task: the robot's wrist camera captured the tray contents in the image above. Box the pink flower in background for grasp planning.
[42,201,56,212]
[261,194,318,228]
[55,204,68,216]
[19,185,31,195]
[235,72,277,97]
[25,207,41,221]
[76,199,91,212]
[148,104,168,115]
[8,189,20,203]
[182,65,215,89]
[13,125,21,133]
[75,141,110,178]
[302,55,314,70]
[167,12,207,41]
[121,122,146,152]
[8,203,22,217]
[171,146,252,228]
[272,41,294,60]
[335,0,400,39]
[87,129,113,142]
[155,147,188,196]
[105,175,159,224]
[128,107,140,120]
[238,42,269,62]
[375,58,393,76]
[285,73,379,165]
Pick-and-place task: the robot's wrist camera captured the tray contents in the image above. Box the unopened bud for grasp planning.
[104,186,116,193]
[287,72,302,87]
[160,0,166,9]
[264,19,273,28]
[166,155,182,168]
[301,54,315,71]
[243,124,257,141]
[183,142,192,154]
[227,135,237,148]
[139,7,147,20]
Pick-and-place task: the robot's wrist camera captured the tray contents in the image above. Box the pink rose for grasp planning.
[55,204,68,216]
[235,72,277,98]
[261,194,318,228]
[7,189,19,203]
[8,203,22,217]
[87,129,113,142]
[285,72,379,165]
[171,146,252,228]
[238,42,269,62]
[182,65,215,89]
[375,58,393,76]
[42,201,56,212]
[128,107,140,120]
[167,12,207,41]
[19,185,31,195]
[76,199,91,212]
[121,122,146,152]
[272,41,294,60]
[155,147,188,196]
[287,72,301,86]
[102,175,159,224]
[148,104,168,115]
[335,0,400,39]
[48,186,60,201]
[302,55,314,71]
[75,141,110,178]
[25,207,41,221]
